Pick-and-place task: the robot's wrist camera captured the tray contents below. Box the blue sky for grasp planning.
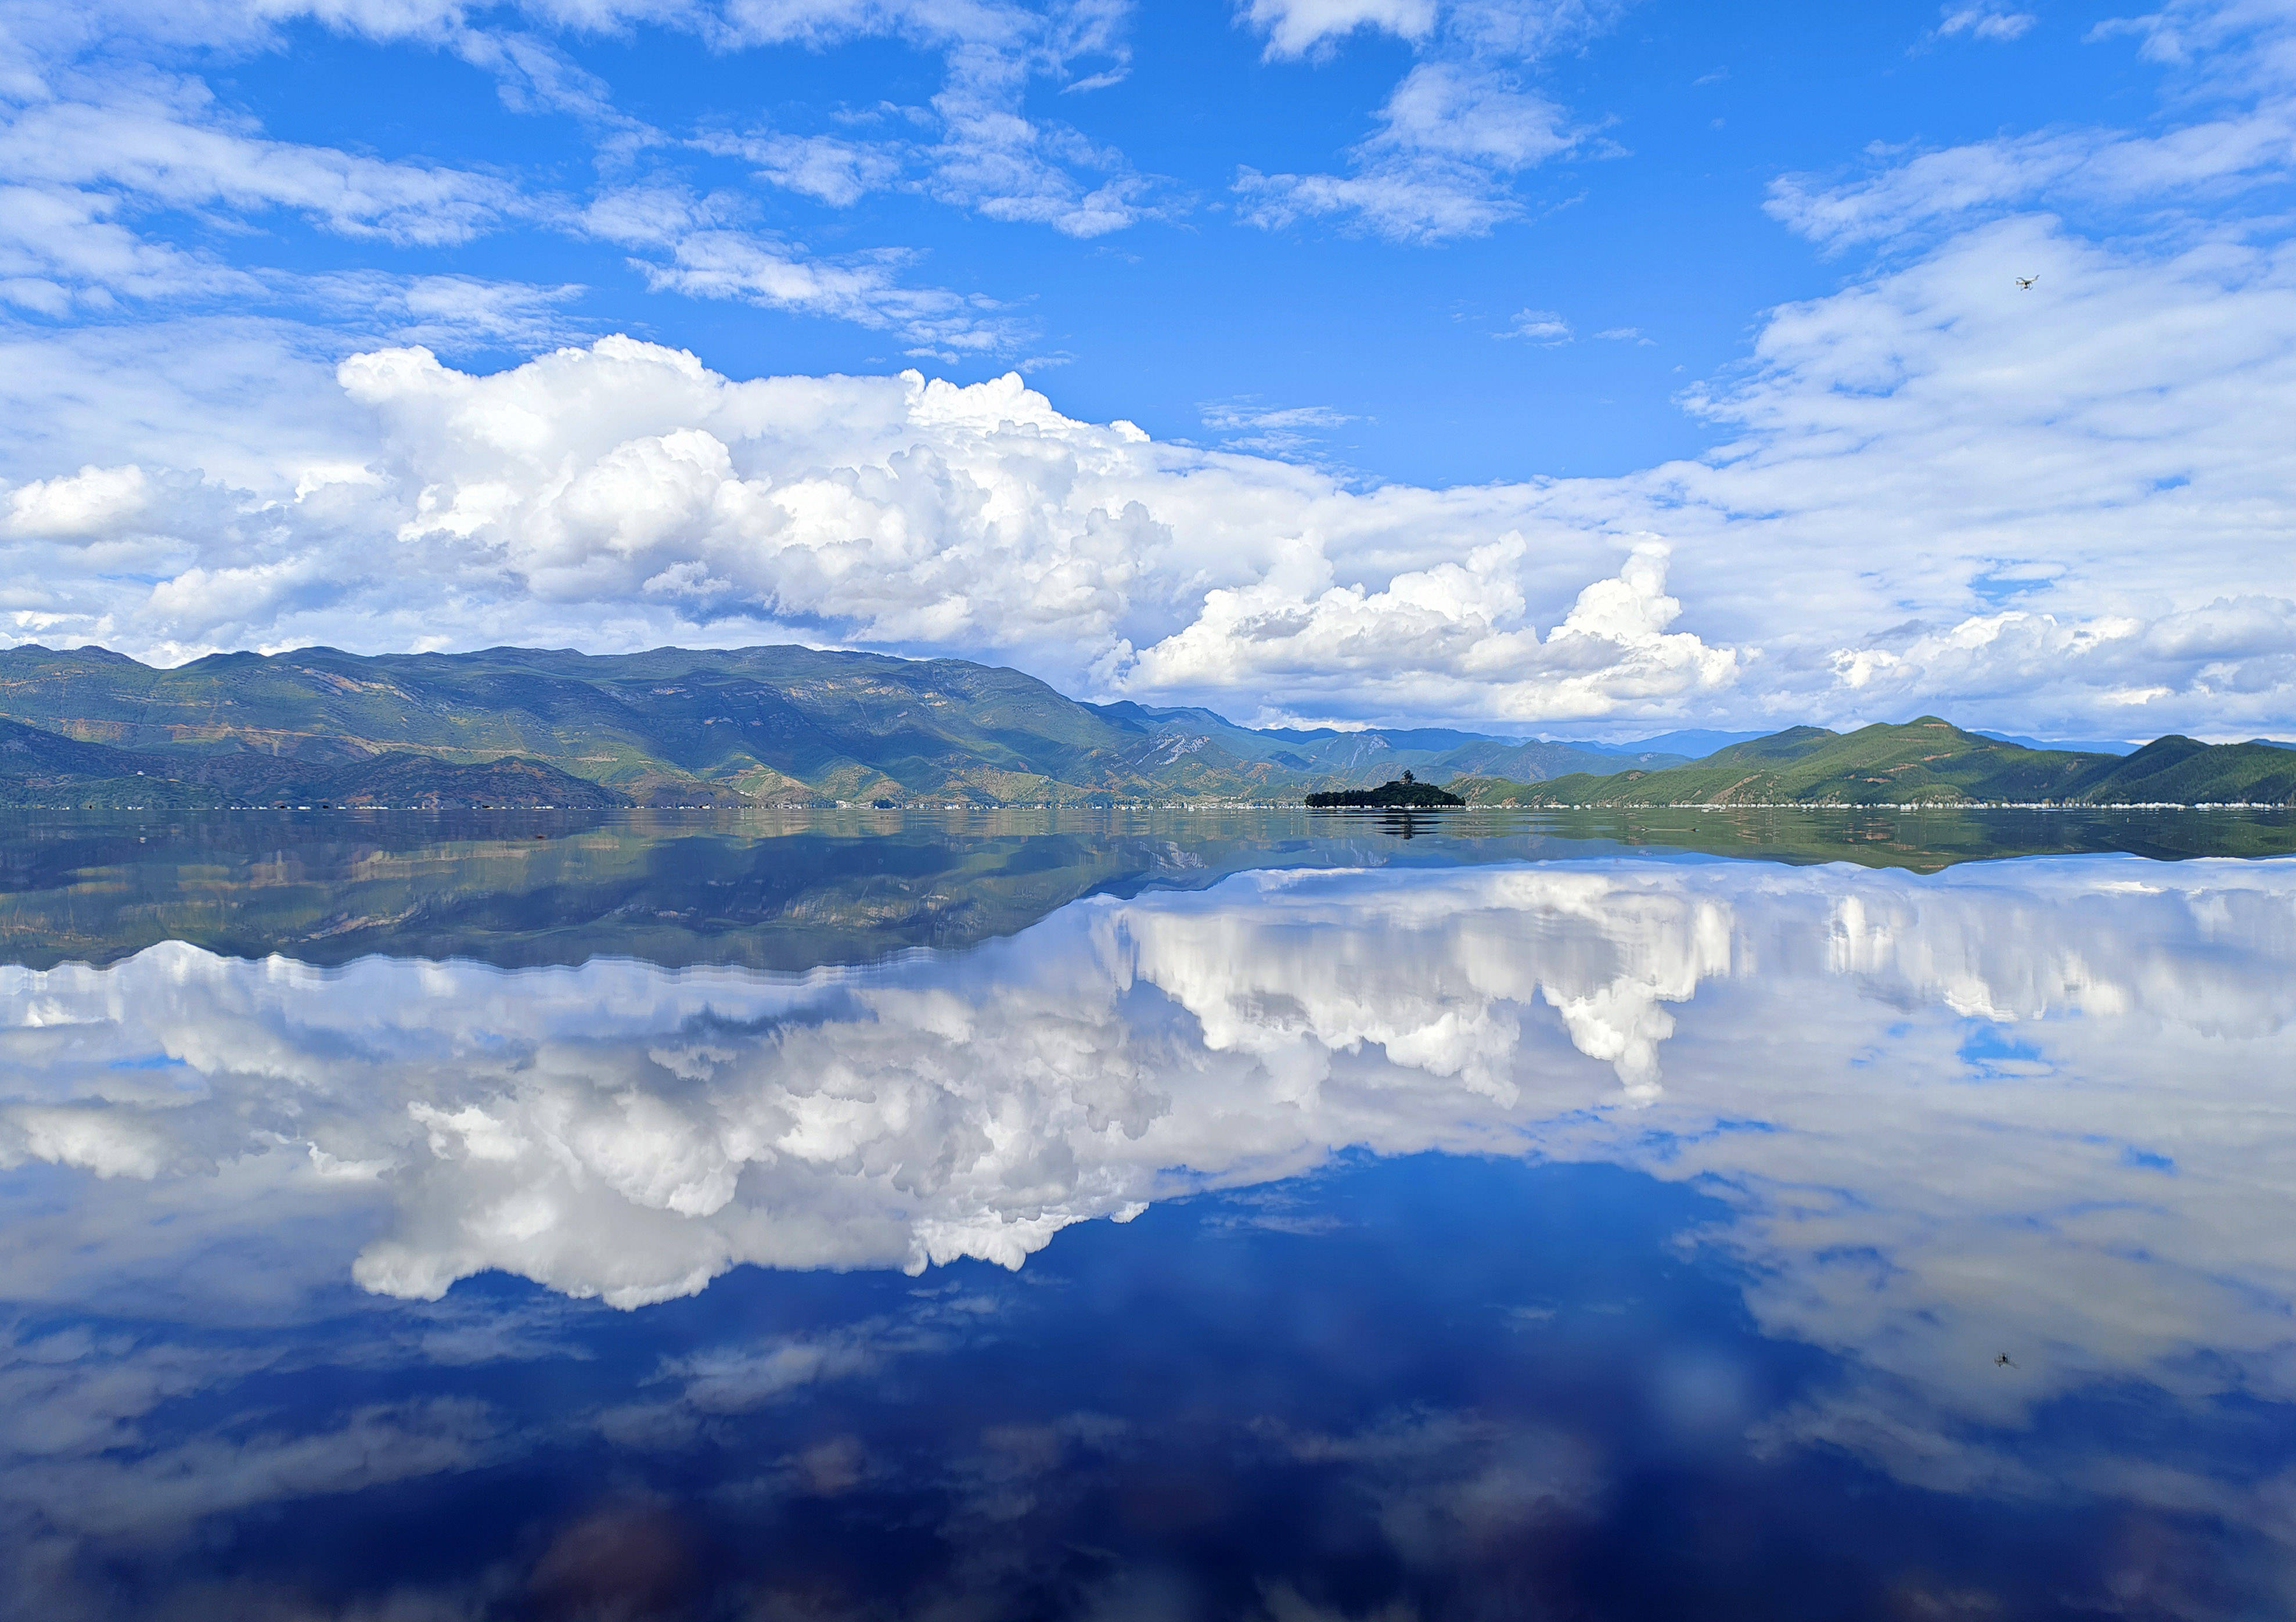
[2,0,2292,738]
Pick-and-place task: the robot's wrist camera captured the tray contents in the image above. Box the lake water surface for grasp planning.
[3,808,2294,1621]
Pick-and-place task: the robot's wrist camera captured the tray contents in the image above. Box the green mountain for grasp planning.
[0,643,1304,807]
[5,647,2287,811]
[1459,718,2296,807]
[0,643,1682,809]
[0,716,622,809]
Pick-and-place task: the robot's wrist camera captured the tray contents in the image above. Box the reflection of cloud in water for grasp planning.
[0,865,1744,1305]
[2,859,2293,1433]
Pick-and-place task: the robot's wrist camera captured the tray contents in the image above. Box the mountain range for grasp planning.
[0,645,2287,810]
[1460,718,2296,807]
[0,643,1678,808]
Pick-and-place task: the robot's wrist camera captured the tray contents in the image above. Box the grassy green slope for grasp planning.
[1460,718,2296,807]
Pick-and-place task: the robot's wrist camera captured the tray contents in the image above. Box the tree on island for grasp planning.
[1305,772,1463,810]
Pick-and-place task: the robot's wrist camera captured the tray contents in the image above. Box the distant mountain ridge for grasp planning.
[1459,718,2296,808]
[1084,701,1687,783]
[2,648,2287,811]
[0,643,1671,809]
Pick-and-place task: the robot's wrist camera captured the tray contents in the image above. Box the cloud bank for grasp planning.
[5,255,2294,735]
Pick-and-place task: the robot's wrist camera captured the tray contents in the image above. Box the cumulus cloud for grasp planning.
[5,250,2296,732]
[1829,596,2296,716]
[0,330,1725,720]
[5,463,147,538]
[1118,537,1736,721]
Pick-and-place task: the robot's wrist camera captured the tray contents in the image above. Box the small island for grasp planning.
[1306,770,1466,809]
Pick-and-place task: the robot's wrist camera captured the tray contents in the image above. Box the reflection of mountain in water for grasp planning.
[0,811,1520,971]
[6,807,2294,972]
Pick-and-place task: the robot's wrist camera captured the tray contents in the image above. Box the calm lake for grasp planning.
[3,807,2294,1621]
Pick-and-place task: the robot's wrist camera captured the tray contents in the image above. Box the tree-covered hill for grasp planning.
[0,643,1295,805]
[0,643,1672,808]
[1458,718,2296,807]
[7,648,2289,810]
[0,715,624,808]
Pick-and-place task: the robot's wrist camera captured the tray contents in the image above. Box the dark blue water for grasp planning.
[3,810,2293,1620]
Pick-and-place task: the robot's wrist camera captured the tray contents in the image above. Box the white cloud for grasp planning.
[582,184,1016,351]
[300,271,591,353]
[0,87,522,247]
[1773,5,2296,249]
[1501,307,1572,342]
[1197,397,1356,456]
[700,128,906,206]
[1937,3,2036,42]
[922,41,1155,238]
[4,463,147,538]
[1766,109,2296,249]
[0,0,1145,350]
[1829,598,2296,719]
[0,183,260,313]
[1240,0,1438,59]
[1236,5,1615,240]
[1119,537,1736,722]
[1239,61,1590,242]
[2088,0,2296,90]
[687,9,1153,238]
[5,235,2296,732]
